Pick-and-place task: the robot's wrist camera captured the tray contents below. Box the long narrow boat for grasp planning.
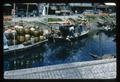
[4,39,48,53]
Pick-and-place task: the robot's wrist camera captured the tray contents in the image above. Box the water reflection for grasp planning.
[4,30,116,71]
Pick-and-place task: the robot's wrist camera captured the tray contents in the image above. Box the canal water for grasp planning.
[4,30,116,71]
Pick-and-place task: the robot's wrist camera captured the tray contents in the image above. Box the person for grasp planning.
[59,24,72,38]
[56,30,61,37]
[4,33,9,49]
[79,24,83,33]
[69,25,75,37]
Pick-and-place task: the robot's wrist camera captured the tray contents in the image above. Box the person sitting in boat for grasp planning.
[79,24,83,34]
[69,25,75,38]
[59,25,69,38]
[82,21,88,31]
[53,30,59,38]
[56,30,62,37]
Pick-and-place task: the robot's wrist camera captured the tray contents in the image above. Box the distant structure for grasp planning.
[3,3,116,17]
[37,3,46,16]
[42,6,46,15]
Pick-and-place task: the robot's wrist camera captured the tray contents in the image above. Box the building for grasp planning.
[48,3,72,15]
[3,3,116,17]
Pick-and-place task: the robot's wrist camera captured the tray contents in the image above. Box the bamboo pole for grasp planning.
[26,4,29,17]
[12,3,16,25]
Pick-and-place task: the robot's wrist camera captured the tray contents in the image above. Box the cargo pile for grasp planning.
[4,25,46,46]
[96,15,116,29]
[63,16,89,26]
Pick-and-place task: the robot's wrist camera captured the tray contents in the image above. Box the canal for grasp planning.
[4,29,116,71]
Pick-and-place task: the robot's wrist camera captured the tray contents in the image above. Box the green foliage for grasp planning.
[48,18,63,22]
[4,20,51,30]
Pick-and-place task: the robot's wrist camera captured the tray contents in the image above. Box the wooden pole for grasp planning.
[13,3,15,25]
[26,4,29,17]
[99,32,102,56]
[13,3,16,18]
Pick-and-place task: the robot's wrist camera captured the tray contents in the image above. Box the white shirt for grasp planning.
[69,26,74,31]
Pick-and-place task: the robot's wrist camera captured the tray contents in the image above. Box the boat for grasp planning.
[3,27,48,53]
[4,39,48,53]
[48,24,89,42]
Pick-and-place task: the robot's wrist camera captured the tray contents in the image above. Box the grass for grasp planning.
[48,18,63,22]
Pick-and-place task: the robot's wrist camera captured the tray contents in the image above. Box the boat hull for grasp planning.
[4,39,48,53]
[48,31,89,42]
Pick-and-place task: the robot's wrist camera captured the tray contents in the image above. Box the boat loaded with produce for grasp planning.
[4,24,49,52]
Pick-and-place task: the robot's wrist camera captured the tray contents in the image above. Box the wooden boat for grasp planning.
[4,25,48,53]
[4,39,48,53]
[48,24,89,42]
[48,31,89,42]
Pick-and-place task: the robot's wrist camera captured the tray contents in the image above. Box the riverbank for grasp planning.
[4,58,116,79]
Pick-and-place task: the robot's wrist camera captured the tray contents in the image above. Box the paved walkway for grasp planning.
[4,58,116,79]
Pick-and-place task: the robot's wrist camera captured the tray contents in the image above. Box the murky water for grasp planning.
[4,30,116,71]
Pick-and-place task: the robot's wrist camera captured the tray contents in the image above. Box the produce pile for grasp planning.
[4,21,50,46]
[3,21,51,30]
[96,15,116,29]
[64,16,89,26]
[76,16,89,25]
[84,15,96,23]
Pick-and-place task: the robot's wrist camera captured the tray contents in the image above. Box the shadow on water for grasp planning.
[4,30,116,71]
